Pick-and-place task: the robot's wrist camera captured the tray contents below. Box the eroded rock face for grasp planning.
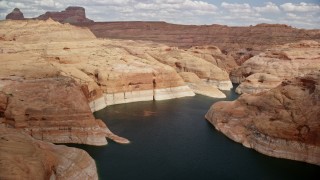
[179,72,226,98]
[37,6,93,23]
[7,7,319,64]
[231,41,320,89]
[78,22,320,64]
[5,8,24,20]
[144,46,233,90]
[186,46,238,73]
[0,77,108,145]
[235,73,282,94]
[0,20,237,112]
[0,127,98,180]
[205,73,320,165]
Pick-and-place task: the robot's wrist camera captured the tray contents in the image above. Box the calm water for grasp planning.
[69,86,319,180]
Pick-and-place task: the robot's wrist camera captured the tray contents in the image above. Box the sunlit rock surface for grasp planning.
[206,73,320,165]
[0,127,98,180]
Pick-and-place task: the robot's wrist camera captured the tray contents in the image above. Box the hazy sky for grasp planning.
[0,0,319,29]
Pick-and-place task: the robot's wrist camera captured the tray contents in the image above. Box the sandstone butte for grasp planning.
[6,7,320,65]
[231,40,320,94]
[0,18,233,146]
[0,127,98,180]
[5,8,24,20]
[206,72,320,165]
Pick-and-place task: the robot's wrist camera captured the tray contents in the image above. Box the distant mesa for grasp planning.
[6,6,94,24]
[4,6,320,65]
[6,8,24,20]
[36,6,94,23]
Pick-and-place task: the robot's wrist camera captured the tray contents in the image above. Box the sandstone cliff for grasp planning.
[231,40,320,93]
[0,77,109,145]
[179,72,226,98]
[144,46,233,90]
[78,22,320,64]
[205,73,320,165]
[7,7,320,65]
[0,19,233,111]
[0,127,98,180]
[235,73,282,94]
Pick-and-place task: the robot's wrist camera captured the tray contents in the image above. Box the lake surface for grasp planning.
[69,86,320,179]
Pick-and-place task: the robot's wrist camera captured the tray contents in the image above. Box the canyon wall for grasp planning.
[0,19,233,145]
[0,127,98,179]
[79,22,320,64]
[231,40,320,94]
[6,7,320,64]
[0,77,109,145]
[206,73,320,165]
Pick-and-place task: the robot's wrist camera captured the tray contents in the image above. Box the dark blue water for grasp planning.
[69,87,319,180]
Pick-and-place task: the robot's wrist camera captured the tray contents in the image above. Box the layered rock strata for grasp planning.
[0,127,98,180]
[179,72,226,98]
[231,41,320,93]
[0,77,109,145]
[144,46,233,90]
[0,20,236,111]
[235,73,282,94]
[79,22,320,64]
[0,19,209,144]
[205,73,320,165]
[8,7,320,64]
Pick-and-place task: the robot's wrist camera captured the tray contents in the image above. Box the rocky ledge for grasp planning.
[231,40,320,94]
[235,73,282,94]
[7,7,320,65]
[179,72,226,98]
[0,19,233,145]
[0,77,115,145]
[205,73,320,165]
[0,127,98,179]
[0,20,232,112]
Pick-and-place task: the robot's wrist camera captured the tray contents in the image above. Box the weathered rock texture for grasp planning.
[179,72,226,98]
[235,73,282,94]
[144,46,233,90]
[231,40,320,93]
[78,22,320,64]
[0,127,98,180]
[37,6,93,23]
[5,8,24,20]
[0,19,234,111]
[205,73,320,165]
[7,7,320,64]
[0,77,109,145]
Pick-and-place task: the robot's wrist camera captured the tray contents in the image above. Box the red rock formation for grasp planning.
[235,73,282,94]
[230,40,320,84]
[205,73,320,165]
[5,8,24,20]
[78,22,320,64]
[6,7,319,64]
[0,77,109,145]
[0,127,98,179]
[36,6,93,23]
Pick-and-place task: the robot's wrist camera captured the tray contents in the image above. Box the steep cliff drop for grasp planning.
[205,73,320,165]
[0,127,98,180]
